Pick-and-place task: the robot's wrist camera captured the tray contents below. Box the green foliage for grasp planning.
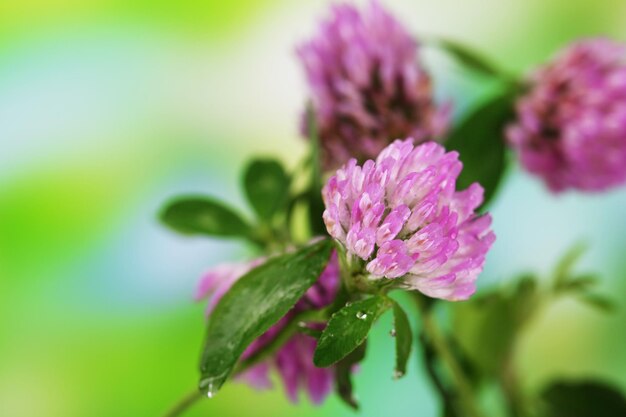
[552,242,588,290]
[452,276,539,379]
[314,295,391,367]
[334,341,367,410]
[243,158,290,221]
[391,301,413,379]
[552,243,616,313]
[306,104,327,235]
[437,39,504,78]
[445,90,516,209]
[160,195,252,238]
[576,293,616,313]
[540,380,626,417]
[198,239,333,396]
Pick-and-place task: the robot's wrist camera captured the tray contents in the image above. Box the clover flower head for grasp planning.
[507,38,626,192]
[297,0,450,170]
[322,139,495,301]
[196,252,340,403]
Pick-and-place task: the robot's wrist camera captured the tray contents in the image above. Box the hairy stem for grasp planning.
[413,293,484,417]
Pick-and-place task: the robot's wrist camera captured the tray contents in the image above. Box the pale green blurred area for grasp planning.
[1,1,626,416]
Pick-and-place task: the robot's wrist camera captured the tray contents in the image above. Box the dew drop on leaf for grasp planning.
[199,373,227,399]
[356,311,368,320]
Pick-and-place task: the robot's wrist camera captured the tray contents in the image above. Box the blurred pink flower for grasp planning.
[322,139,495,301]
[297,1,449,170]
[196,252,340,404]
[507,38,626,192]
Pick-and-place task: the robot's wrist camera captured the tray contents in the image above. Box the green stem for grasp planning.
[419,331,459,415]
[413,293,484,417]
[501,351,523,417]
[160,389,202,417]
[306,103,326,236]
[159,309,325,417]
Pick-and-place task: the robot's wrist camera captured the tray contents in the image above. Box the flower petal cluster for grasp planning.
[298,1,449,170]
[507,38,626,192]
[196,252,340,403]
[322,139,494,300]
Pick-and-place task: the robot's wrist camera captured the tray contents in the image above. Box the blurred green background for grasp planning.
[1,1,626,416]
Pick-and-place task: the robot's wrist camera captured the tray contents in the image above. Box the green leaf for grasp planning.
[452,276,539,378]
[540,380,626,417]
[160,195,252,238]
[445,90,516,209]
[314,295,391,367]
[452,294,516,378]
[243,159,290,221]
[198,238,333,396]
[391,301,412,379]
[437,39,504,79]
[557,274,599,293]
[553,242,588,290]
[335,341,367,410]
[577,293,616,313]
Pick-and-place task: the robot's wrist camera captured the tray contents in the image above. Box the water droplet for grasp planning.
[392,370,404,380]
[389,329,396,337]
[356,311,368,320]
[345,302,352,307]
[199,371,228,399]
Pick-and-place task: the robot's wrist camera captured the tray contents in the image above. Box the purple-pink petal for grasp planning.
[322,139,495,301]
[507,38,626,192]
[298,1,450,170]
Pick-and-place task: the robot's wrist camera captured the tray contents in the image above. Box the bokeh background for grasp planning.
[1,1,626,416]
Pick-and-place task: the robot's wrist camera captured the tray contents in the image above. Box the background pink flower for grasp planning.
[298,1,449,170]
[507,38,626,192]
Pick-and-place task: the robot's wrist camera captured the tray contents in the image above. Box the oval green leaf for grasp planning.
[314,295,391,368]
[391,301,412,379]
[198,238,333,395]
[243,159,290,221]
[160,195,251,238]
